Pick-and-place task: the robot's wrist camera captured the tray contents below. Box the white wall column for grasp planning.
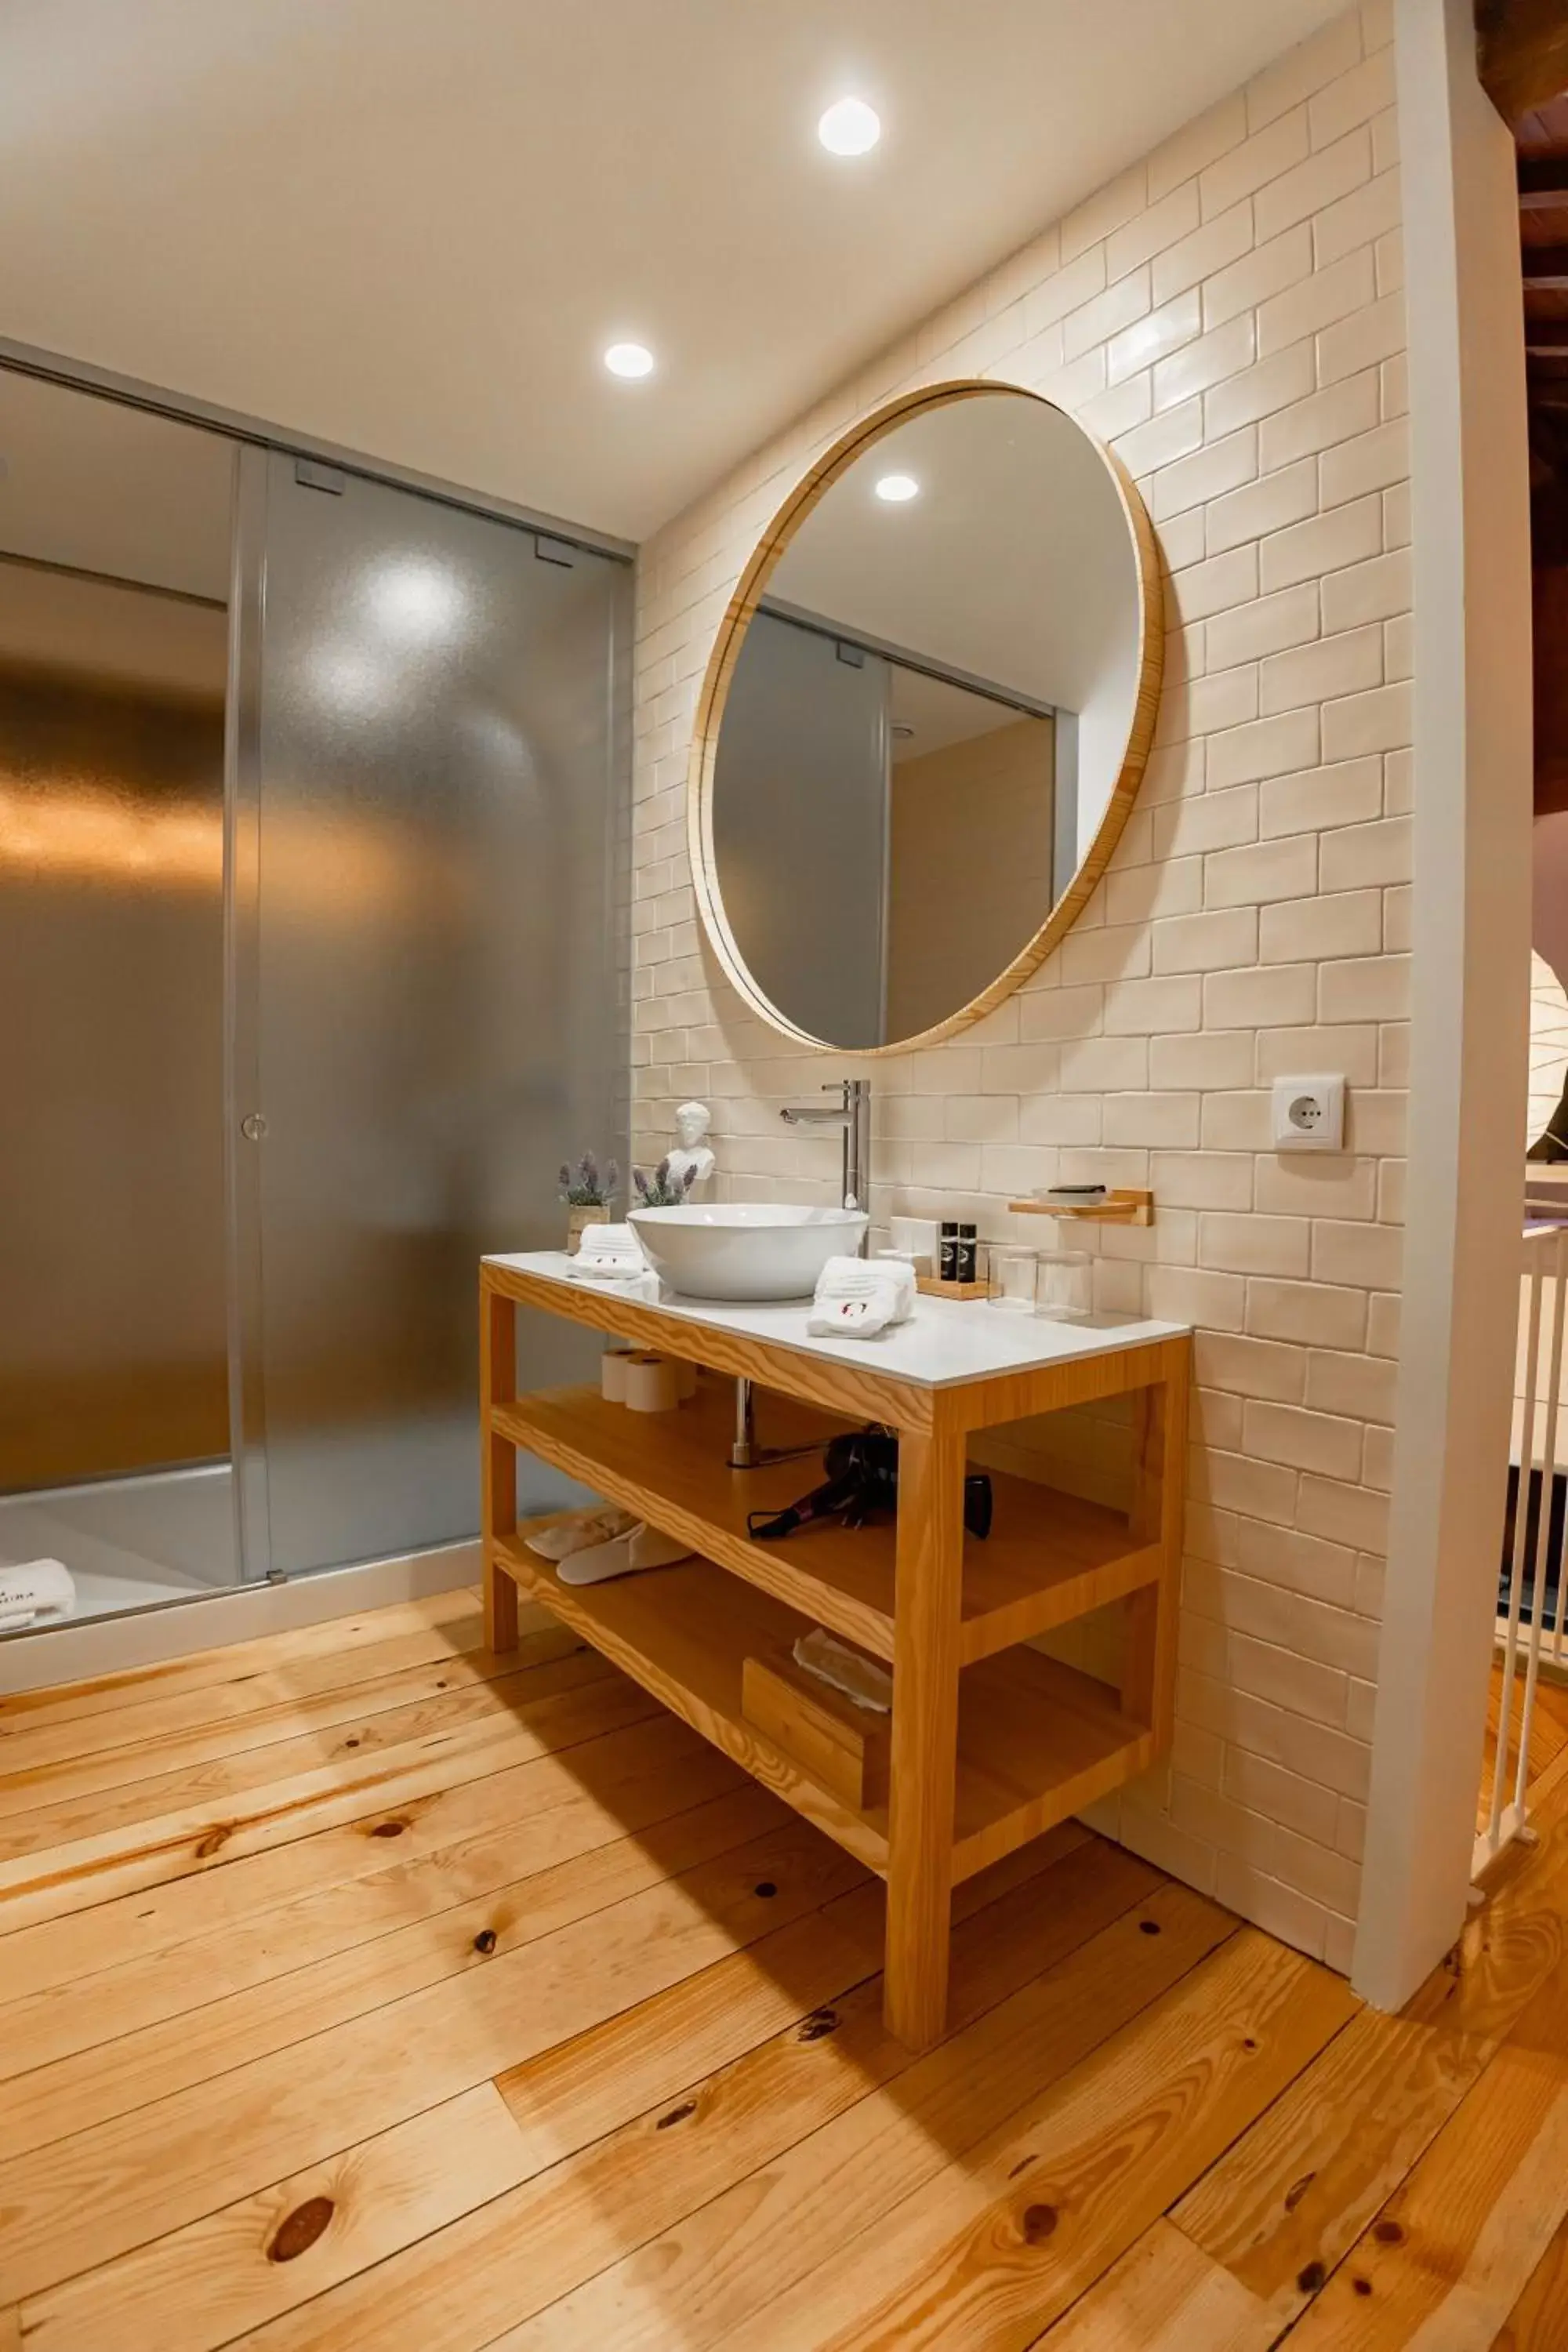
[1355,0,1533,2009]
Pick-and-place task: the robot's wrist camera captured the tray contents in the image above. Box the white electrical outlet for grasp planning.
[1271,1074,1345,1152]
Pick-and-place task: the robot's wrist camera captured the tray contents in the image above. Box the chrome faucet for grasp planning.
[729,1077,874,1472]
[780,1080,872,1242]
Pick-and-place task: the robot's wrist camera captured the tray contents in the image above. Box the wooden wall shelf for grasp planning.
[481,1252,1188,2052]
[1007,1189,1154,1226]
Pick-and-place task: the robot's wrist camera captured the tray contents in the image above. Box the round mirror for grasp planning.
[690,381,1163,1054]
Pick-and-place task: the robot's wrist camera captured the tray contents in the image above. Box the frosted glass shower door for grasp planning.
[711,611,889,1050]
[234,452,627,1579]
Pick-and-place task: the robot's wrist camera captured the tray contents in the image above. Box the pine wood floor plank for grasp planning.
[0,1782,786,2161]
[0,1645,615,1857]
[0,1590,481,1733]
[226,1831,1156,2352]
[718,1930,1355,2352]
[1284,1946,1568,2346]
[492,1824,1109,2175]
[0,1817,865,2304]
[0,1708,727,2003]
[0,1609,515,1780]
[16,2082,532,2352]
[0,1624,580,1809]
[1171,1754,1568,2334]
[464,1883,1239,2352]
[0,1669,661,1934]
[1032,2217,1270,2350]
[0,1757,757,2092]
[38,1589,1568,2352]
[1494,2209,1568,2347]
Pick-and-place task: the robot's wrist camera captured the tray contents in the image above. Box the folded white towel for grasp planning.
[572,1221,643,1272]
[568,1224,663,1302]
[0,1558,75,1632]
[807,1252,916,1339]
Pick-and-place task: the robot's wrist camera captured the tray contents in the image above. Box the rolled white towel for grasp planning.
[568,1224,663,1303]
[0,1558,76,1632]
[571,1221,643,1272]
[808,1253,916,1338]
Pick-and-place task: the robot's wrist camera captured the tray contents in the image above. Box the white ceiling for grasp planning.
[0,0,1344,543]
[771,392,1137,714]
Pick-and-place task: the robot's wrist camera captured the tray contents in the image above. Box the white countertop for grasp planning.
[485,1250,1189,1391]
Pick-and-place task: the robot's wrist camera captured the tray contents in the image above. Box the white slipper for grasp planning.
[557,1521,693,1586]
[525,1506,637,1563]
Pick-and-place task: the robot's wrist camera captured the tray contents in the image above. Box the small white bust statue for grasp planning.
[665,1100,715,1197]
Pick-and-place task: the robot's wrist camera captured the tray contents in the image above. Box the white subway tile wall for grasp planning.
[630,2,1403,1970]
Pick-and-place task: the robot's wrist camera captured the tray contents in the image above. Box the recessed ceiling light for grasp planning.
[604,342,655,379]
[874,473,920,503]
[818,96,881,157]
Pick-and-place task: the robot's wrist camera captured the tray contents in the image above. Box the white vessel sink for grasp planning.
[627,1202,868,1301]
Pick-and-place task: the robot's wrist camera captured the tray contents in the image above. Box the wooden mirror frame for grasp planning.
[687,379,1165,1058]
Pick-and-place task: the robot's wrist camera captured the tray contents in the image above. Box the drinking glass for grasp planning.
[986,1244,1037,1312]
[1036,1249,1092,1320]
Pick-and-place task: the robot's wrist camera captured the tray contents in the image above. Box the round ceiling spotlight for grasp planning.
[818,96,881,157]
[874,473,920,503]
[604,341,655,379]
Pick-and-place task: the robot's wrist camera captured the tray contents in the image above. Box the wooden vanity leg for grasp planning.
[481,1279,519,1655]
[884,1417,967,2052]
[1123,1339,1189,1746]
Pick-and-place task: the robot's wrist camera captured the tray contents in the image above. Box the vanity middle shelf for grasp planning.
[491,1373,1164,1668]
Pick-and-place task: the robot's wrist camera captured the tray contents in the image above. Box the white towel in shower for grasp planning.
[0,1558,76,1632]
[807,1253,916,1338]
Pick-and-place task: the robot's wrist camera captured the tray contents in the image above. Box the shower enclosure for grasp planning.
[0,366,629,1638]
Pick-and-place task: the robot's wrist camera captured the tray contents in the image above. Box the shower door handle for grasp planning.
[241,1112,268,1142]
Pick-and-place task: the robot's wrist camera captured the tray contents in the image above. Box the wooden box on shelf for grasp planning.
[742,1646,891,1810]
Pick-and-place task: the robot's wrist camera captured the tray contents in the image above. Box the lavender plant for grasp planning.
[632,1157,697,1208]
[557,1152,619,1208]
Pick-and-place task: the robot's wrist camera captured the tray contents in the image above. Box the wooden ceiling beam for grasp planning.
[1478,0,1568,123]
[1522,156,1568,201]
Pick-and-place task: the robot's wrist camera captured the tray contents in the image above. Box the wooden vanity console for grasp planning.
[481,1251,1189,2051]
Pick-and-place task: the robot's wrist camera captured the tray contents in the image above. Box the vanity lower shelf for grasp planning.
[492,1526,1155,1885]
[492,1376,1163,1669]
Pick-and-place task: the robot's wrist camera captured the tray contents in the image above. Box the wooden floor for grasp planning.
[5,1592,1568,2349]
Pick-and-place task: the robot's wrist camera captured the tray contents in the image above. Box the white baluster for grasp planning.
[1515,1230,1566,1827]
[1490,1240,1545,1849]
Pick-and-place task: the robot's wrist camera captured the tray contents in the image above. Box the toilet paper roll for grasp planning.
[673,1359,698,1402]
[601,1348,635,1404]
[623,1352,680,1413]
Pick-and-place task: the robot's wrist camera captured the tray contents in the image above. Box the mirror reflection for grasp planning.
[705,384,1156,1051]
